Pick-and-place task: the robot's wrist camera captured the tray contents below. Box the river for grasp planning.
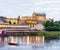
[0,36,60,50]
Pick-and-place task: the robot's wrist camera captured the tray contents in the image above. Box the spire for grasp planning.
[17,16,20,24]
[18,16,20,19]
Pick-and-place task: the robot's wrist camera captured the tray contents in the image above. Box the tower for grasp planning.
[17,16,20,24]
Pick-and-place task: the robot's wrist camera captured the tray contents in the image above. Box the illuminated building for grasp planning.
[32,12,46,23]
[0,12,50,30]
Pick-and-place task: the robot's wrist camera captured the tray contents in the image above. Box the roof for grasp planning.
[33,12,46,16]
[0,16,9,24]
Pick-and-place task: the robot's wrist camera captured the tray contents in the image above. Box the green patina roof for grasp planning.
[33,12,46,15]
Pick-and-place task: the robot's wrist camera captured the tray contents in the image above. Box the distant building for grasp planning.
[0,16,9,28]
[32,12,46,23]
[5,18,17,24]
[21,16,37,28]
[7,24,29,30]
[0,12,50,30]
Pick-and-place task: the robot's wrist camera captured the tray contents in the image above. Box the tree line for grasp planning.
[43,20,60,31]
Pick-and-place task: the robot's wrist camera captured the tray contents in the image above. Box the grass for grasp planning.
[37,31,60,40]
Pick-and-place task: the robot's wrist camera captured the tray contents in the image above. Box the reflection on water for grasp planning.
[8,36,18,43]
[0,36,60,50]
[19,36,44,47]
[0,37,5,47]
[8,36,45,48]
[0,37,7,47]
[0,36,44,48]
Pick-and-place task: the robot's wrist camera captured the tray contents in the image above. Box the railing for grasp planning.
[6,30,41,33]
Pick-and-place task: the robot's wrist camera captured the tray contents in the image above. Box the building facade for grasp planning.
[32,12,46,23]
[0,12,50,30]
[5,12,46,28]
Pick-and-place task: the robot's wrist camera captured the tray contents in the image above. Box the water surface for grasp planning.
[0,36,60,50]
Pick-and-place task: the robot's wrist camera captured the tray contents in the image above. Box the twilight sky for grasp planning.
[0,0,60,20]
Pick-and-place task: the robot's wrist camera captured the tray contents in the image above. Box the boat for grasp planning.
[8,42,18,46]
[8,36,19,46]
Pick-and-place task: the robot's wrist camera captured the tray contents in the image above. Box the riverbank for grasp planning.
[37,31,60,40]
[5,30,60,40]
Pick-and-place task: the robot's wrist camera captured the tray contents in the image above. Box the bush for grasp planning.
[43,20,60,31]
[37,32,45,36]
[45,26,60,31]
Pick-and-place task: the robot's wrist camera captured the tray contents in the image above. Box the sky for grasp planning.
[0,0,60,20]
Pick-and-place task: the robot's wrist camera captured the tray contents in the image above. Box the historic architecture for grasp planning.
[32,12,46,23]
[0,12,50,30]
[0,16,9,28]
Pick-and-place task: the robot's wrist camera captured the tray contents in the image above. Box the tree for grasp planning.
[45,26,60,31]
[43,20,60,31]
[43,20,54,28]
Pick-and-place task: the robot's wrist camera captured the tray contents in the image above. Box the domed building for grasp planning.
[32,12,46,23]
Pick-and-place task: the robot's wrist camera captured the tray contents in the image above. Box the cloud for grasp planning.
[36,1,60,5]
[45,8,60,10]
[0,0,60,20]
